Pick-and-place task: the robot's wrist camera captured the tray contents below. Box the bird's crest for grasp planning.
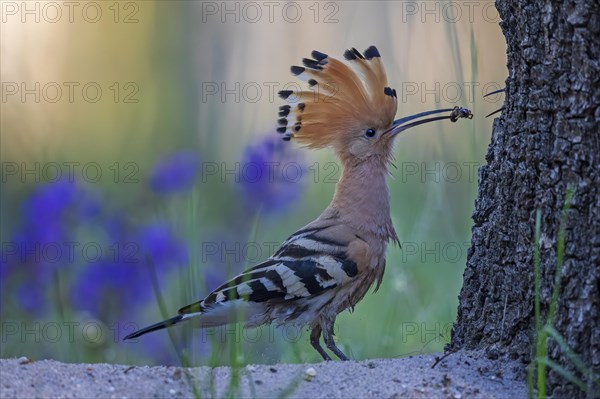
[277,46,397,148]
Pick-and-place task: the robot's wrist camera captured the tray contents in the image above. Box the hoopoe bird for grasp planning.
[124,46,472,361]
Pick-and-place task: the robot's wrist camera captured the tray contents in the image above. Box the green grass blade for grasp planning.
[146,256,202,399]
[533,210,546,399]
[547,187,574,325]
[531,185,576,399]
[225,208,264,397]
[276,371,304,399]
[442,2,464,86]
[536,357,589,392]
[529,210,542,399]
[543,325,600,387]
[534,210,541,332]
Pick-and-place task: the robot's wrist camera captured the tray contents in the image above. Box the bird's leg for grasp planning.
[323,322,349,361]
[310,325,332,361]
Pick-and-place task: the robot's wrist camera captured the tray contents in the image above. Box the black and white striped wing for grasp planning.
[178,225,359,316]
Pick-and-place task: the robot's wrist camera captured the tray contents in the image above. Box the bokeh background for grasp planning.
[0,1,506,366]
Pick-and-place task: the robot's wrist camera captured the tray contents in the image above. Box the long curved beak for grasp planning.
[384,106,473,137]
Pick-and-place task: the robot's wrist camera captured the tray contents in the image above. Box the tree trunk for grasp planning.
[449,0,600,397]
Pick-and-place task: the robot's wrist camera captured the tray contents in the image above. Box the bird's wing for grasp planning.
[178,219,370,316]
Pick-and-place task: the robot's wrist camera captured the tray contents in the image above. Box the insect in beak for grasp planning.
[384,106,473,137]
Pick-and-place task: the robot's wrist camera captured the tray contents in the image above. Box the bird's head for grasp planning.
[277,46,472,165]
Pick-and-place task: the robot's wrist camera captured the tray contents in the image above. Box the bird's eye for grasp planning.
[365,128,376,138]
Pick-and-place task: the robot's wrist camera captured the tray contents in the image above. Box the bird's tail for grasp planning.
[123,314,187,340]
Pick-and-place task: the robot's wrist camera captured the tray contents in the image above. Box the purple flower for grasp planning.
[21,178,78,222]
[149,150,200,194]
[238,134,306,214]
[136,222,188,267]
[77,189,101,220]
[17,178,100,247]
[5,178,102,315]
[71,259,144,318]
[18,179,77,246]
[0,258,8,285]
[70,222,188,320]
[14,280,46,314]
[0,260,7,314]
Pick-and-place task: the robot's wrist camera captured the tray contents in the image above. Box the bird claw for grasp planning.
[450,106,473,122]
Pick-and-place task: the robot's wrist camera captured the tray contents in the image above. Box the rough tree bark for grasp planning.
[449,0,599,398]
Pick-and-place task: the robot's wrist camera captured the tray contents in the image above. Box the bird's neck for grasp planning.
[326,157,398,243]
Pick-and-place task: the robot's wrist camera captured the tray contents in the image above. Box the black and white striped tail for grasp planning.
[124,219,362,340]
[123,314,185,340]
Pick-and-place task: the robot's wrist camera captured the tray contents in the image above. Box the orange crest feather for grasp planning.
[277,46,397,148]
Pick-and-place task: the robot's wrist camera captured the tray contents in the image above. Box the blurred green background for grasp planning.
[0,1,506,366]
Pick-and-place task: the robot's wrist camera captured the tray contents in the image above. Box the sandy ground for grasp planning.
[1,351,527,398]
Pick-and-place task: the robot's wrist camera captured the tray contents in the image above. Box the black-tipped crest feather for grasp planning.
[277,45,398,147]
